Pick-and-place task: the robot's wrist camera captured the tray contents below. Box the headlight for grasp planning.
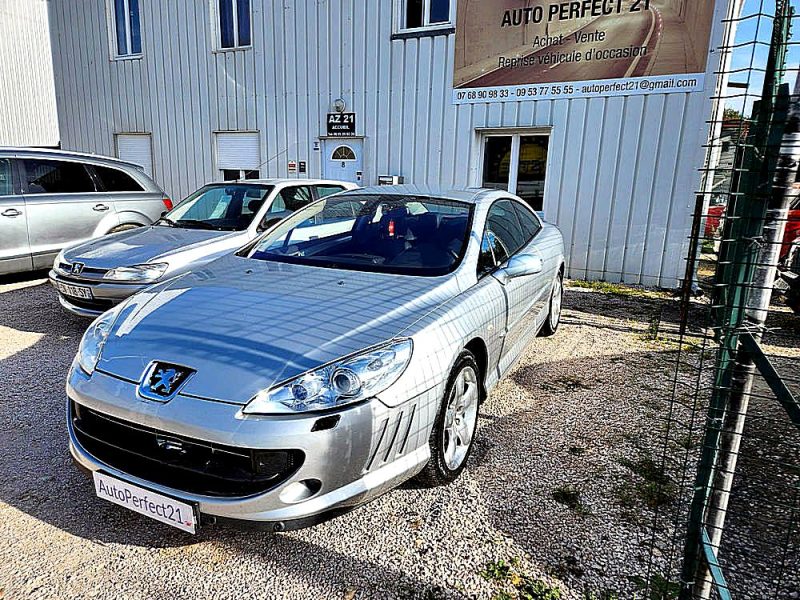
[76,306,122,375]
[104,263,168,283]
[53,249,66,272]
[243,339,413,415]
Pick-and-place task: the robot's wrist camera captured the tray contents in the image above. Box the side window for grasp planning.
[23,160,96,195]
[218,0,251,49]
[478,200,526,275]
[112,0,142,57]
[512,201,542,242]
[275,186,313,212]
[0,158,12,195]
[93,165,144,192]
[315,185,346,199]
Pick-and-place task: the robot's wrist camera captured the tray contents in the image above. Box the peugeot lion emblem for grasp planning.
[138,362,195,402]
[70,262,85,275]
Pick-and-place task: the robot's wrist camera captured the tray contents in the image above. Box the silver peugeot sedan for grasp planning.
[49,179,356,316]
[67,186,564,533]
[0,147,168,276]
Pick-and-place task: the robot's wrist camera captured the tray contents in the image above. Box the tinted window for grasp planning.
[316,185,346,199]
[0,158,12,195]
[270,186,314,213]
[93,165,143,192]
[478,200,527,274]
[251,194,473,276]
[23,159,96,194]
[512,201,542,240]
[487,200,526,255]
[165,184,272,231]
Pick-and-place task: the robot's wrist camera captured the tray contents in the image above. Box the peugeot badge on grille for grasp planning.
[70,262,85,275]
[138,362,195,402]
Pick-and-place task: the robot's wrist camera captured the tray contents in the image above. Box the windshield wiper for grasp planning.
[175,219,217,230]
[155,216,177,227]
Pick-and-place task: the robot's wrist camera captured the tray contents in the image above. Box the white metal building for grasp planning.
[0,0,59,147]
[48,0,732,287]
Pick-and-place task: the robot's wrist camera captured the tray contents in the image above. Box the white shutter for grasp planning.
[215,132,260,170]
[116,133,154,176]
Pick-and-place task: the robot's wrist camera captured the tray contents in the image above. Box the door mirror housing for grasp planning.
[499,253,544,281]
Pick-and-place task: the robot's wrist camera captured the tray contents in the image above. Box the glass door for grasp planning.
[481,133,549,211]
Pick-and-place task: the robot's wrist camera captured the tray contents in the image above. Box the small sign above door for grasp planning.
[327,113,356,137]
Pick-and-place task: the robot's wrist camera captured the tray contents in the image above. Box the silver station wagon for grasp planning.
[49,179,356,316]
[67,186,565,533]
[0,148,168,275]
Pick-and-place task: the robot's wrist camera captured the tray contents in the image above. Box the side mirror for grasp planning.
[501,253,544,281]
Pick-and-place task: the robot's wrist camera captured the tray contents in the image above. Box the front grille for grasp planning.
[62,296,114,312]
[70,401,304,498]
[59,263,110,279]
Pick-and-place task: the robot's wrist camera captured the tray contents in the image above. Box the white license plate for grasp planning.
[93,471,197,534]
[54,280,94,300]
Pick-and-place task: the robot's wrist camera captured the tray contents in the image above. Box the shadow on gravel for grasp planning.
[0,269,50,286]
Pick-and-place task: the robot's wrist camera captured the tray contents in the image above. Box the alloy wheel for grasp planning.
[441,365,479,470]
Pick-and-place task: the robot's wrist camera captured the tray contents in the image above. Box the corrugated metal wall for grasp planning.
[49,0,728,287]
[0,0,59,147]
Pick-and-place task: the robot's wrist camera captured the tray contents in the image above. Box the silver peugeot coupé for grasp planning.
[67,186,565,533]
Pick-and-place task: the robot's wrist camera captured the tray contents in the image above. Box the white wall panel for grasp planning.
[0,0,59,147]
[49,0,730,287]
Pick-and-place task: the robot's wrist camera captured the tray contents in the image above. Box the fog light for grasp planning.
[279,479,322,504]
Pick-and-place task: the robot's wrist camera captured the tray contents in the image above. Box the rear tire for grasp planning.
[416,351,480,487]
[108,223,141,234]
[540,271,563,337]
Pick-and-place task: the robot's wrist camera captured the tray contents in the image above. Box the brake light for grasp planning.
[162,197,173,211]
[388,219,395,237]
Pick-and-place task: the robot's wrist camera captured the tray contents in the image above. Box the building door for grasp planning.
[481,133,549,212]
[323,140,362,184]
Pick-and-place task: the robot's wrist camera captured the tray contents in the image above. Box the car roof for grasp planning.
[215,178,355,186]
[338,184,499,205]
[0,146,143,169]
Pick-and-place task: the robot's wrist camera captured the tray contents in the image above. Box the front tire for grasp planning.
[416,351,480,486]
[540,271,563,337]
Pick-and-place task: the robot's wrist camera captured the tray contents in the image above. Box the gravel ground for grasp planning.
[0,274,796,599]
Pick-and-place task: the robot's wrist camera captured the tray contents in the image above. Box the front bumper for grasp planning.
[49,270,147,317]
[67,366,435,526]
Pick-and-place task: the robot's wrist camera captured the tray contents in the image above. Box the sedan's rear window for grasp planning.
[250,194,473,276]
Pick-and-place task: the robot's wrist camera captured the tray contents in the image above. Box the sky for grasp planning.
[725,0,800,115]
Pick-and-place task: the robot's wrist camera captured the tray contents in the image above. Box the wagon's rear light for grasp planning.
[162,197,173,211]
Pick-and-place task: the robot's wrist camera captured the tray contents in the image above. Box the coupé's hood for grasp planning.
[63,226,245,269]
[97,255,460,404]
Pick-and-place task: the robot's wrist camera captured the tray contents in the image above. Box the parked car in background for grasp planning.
[67,186,565,532]
[778,240,800,314]
[0,148,169,275]
[50,179,357,316]
[704,198,800,262]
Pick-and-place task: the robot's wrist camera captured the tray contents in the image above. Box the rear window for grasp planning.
[93,165,144,192]
[23,159,96,194]
[316,185,346,198]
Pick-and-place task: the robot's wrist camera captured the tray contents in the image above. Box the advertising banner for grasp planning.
[453,0,716,104]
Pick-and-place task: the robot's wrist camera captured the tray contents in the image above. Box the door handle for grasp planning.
[1,208,22,217]
[93,204,110,212]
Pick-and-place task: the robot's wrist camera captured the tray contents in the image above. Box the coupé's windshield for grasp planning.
[159,184,273,231]
[249,194,473,276]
